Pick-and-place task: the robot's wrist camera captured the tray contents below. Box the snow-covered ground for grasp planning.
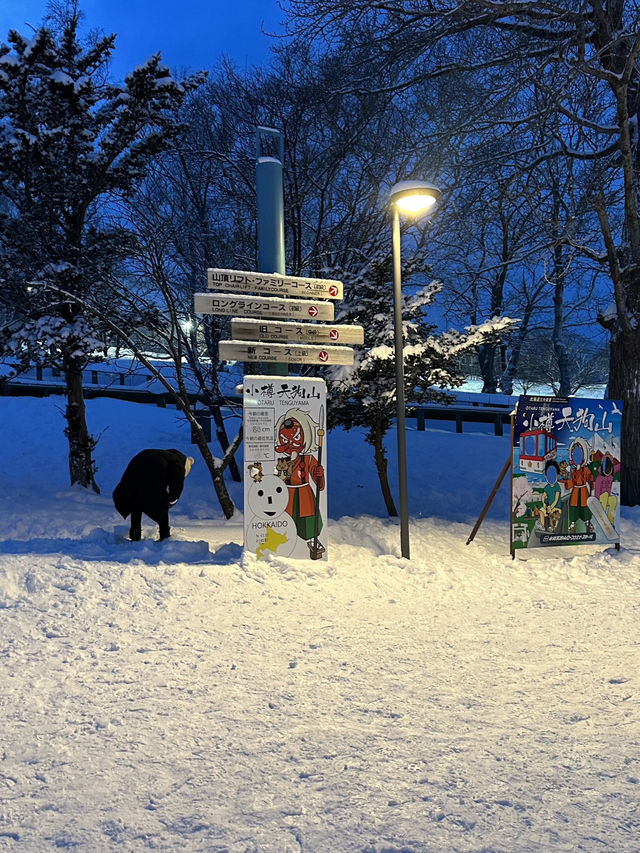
[1,394,639,852]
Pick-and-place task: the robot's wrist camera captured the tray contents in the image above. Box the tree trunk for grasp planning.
[477,343,498,393]
[63,357,99,493]
[211,404,241,482]
[500,373,513,395]
[554,337,572,398]
[607,329,640,506]
[189,415,236,519]
[187,327,241,483]
[370,420,398,516]
[501,302,534,395]
[551,232,572,397]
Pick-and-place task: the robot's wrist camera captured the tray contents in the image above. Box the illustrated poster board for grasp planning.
[243,375,328,561]
[511,395,622,550]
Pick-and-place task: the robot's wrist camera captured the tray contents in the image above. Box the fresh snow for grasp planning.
[50,70,74,86]
[1,393,639,852]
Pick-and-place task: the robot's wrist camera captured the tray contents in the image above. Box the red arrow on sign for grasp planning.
[329,329,340,341]
[329,284,340,297]
[318,350,329,363]
[308,306,319,318]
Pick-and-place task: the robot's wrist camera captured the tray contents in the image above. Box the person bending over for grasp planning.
[113,449,194,541]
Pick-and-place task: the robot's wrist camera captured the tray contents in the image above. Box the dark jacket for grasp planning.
[113,449,189,523]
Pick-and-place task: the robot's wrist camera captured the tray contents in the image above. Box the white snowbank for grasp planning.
[0,394,638,851]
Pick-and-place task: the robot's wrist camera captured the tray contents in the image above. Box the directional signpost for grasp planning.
[219,340,354,365]
[195,293,335,322]
[208,268,344,300]
[231,318,364,345]
[195,270,366,364]
[194,263,365,564]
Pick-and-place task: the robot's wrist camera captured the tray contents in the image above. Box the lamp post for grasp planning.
[389,180,441,559]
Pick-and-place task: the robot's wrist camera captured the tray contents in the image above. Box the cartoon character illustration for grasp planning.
[512,396,623,552]
[537,460,563,531]
[245,474,297,558]
[512,523,530,544]
[247,461,263,483]
[248,474,289,519]
[562,436,594,534]
[594,456,619,525]
[275,457,294,482]
[274,408,325,558]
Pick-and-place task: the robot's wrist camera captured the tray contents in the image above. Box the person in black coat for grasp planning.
[113,449,194,541]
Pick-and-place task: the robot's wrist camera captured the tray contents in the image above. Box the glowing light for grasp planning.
[394,192,438,213]
[389,181,441,216]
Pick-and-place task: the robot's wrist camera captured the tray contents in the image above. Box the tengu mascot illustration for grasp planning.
[274,408,325,558]
[113,449,194,541]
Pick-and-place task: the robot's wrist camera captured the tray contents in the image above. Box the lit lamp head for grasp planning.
[390,180,441,215]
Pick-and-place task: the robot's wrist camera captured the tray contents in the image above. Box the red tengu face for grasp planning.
[275,417,305,455]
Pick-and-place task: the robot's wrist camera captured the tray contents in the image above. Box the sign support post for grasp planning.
[256,126,286,376]
[466,453,513,547]
[192,131,365,561]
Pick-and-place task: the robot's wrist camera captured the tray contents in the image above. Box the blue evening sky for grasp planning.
[0,0,283,78]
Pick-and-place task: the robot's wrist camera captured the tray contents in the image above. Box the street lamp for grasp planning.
[389,180,441,559]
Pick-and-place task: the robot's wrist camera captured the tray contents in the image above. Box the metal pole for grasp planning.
[256,127,285,275]
[392,206,410,559]
[256,126,286,375]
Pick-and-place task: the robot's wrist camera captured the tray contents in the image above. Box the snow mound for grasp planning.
[0,526,214,565]
[112,528,215,564]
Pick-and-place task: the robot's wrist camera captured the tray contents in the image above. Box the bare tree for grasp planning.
[53,267,241,519]
[518,329,609,395]
[283,0,640,503]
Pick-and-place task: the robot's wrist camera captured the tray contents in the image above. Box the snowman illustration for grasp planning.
[245,474,297,558]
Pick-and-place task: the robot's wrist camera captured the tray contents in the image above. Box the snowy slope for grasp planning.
[1,395,639,852]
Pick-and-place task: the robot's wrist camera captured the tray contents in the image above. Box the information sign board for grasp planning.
[231,318,364,345]
[194,292,334,321]
[220,340,353,365]
[243,375,327,561]
[511,395,622,551]
[208,267,343,300]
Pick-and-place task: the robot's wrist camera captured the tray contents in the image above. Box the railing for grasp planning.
[408,392,516,436]
[2,368,516,437]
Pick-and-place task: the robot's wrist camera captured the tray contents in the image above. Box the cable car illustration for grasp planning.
[519,428,557,473]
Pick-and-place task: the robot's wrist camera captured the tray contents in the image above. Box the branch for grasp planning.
[219,423,243,475]
[593,190,632,336]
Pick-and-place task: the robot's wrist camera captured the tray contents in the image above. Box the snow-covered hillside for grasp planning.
[1,395,638,852]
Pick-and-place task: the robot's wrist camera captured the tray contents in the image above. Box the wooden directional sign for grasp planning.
[231,318,364,345]
[195,292,334,322]
[219,340,354,366]
[208,267,343,300]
